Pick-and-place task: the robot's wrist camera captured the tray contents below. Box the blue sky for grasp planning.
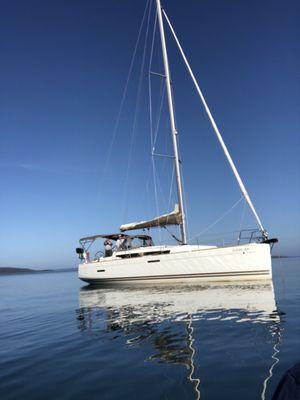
[0,0,299,268]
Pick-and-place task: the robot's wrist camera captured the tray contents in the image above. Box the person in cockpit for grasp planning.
[115,235,125,252]
[104,239,113,257]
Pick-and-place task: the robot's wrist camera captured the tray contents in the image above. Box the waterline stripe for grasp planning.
[81,270,270,283]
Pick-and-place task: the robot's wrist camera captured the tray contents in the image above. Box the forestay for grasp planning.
[120,204,182,232]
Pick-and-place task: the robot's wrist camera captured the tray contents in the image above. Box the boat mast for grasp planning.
[155,0,187,244]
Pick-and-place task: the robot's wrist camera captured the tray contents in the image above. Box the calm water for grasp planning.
[0,259,299,400]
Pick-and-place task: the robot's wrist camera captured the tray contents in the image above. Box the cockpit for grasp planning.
[76,233,154,261]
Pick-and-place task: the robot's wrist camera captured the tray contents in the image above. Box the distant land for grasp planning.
[272,255,299,259]
[0,267,76,276]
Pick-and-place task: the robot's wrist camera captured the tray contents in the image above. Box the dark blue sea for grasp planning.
[0,258,299,399]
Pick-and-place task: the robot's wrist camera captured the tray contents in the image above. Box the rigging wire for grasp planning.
[148,10,157,150]
[163,225,181,243]
[122,0,153,222]
[149,83,167,213]
[163,9,266,235]
[180,165,191,243]
[239,197,247,234]
[167,164,175,211]
[155,167,169,210]
[96,0,151,208]
[188,196,244,243]
[189,230,243,245]
[152,84,166,151]
[168,67,190,242]
[149,79,167,242]
[148,8,161,242]
[151,158,161,242]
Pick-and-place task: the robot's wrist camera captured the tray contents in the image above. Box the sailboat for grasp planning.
[77,0,277,284]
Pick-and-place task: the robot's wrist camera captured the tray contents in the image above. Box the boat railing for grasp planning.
[237,229,264,245]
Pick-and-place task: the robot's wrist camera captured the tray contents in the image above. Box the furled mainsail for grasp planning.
[120,204,182,232]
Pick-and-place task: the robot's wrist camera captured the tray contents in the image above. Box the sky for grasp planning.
[0,0,299,268]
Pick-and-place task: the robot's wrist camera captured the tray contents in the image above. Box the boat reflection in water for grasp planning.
[77,282,283,399]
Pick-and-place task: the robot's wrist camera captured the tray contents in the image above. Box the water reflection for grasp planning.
[77,282,283,399]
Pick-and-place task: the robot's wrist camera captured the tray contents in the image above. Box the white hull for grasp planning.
[78,242,272,284]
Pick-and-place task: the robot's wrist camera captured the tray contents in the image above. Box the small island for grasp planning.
[0,267,77,276]
[0,267,53,276]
